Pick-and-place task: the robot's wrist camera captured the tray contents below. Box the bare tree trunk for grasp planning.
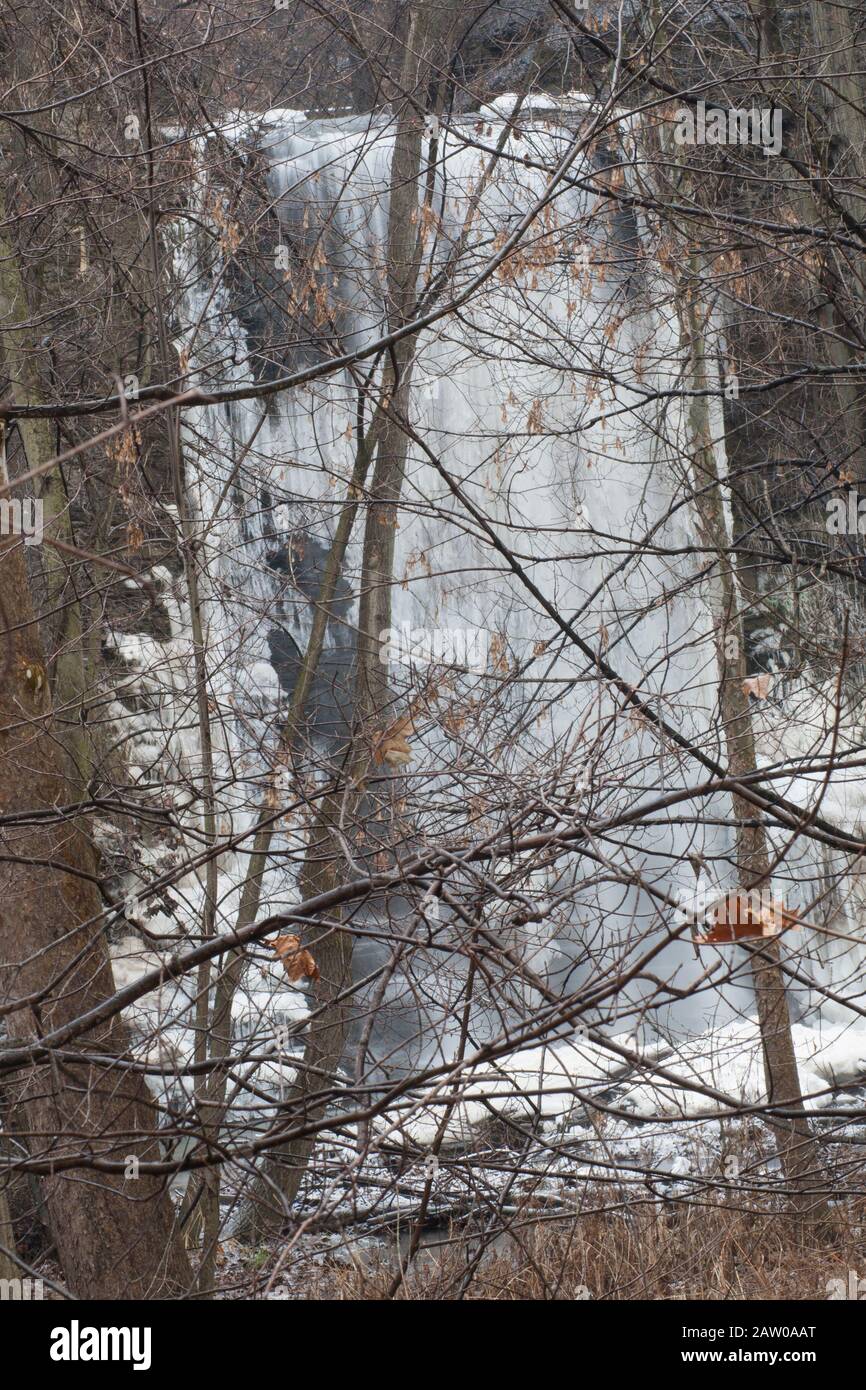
[0,192,89,780]
[184,402,385,1249]
[0,1185,17,1284]
[806,0,866,478]
[756,0,866,477]
[681,281,827,1222]
[235,0,461,1239]
[0,425,192,1298]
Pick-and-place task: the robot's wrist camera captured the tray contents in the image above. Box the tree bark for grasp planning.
[0,425,192,1298]
[0,1185,17,1284]
[0,190,89,780]
[680,280,827,1222]
[235,0,462,1238]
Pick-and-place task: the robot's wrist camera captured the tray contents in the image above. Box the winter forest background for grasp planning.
[3,0,866,1302]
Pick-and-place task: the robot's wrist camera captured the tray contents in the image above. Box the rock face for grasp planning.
[344,2,632,113]
[264,535,356,747]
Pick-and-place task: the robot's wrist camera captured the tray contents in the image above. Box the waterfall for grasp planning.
[108,100,866,1117]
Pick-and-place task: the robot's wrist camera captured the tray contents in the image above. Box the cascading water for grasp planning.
[109,97,866,1133]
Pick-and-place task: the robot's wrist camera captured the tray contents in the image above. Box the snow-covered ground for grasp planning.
[108,931,866,1142]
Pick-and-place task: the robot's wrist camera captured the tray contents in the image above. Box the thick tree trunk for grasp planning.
[0,190,89,779]
[0,1185,17,1284]
[756,0,866,477]
[0,432,192,1298]
[805,0,866,478]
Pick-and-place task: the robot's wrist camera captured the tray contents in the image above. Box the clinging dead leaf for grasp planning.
[270,934,320,983]
[373,714,414,767]
[694,891,802,944]
[742,673,772,700]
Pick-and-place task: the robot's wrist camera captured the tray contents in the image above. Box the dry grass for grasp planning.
[286,1196,866,1300]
